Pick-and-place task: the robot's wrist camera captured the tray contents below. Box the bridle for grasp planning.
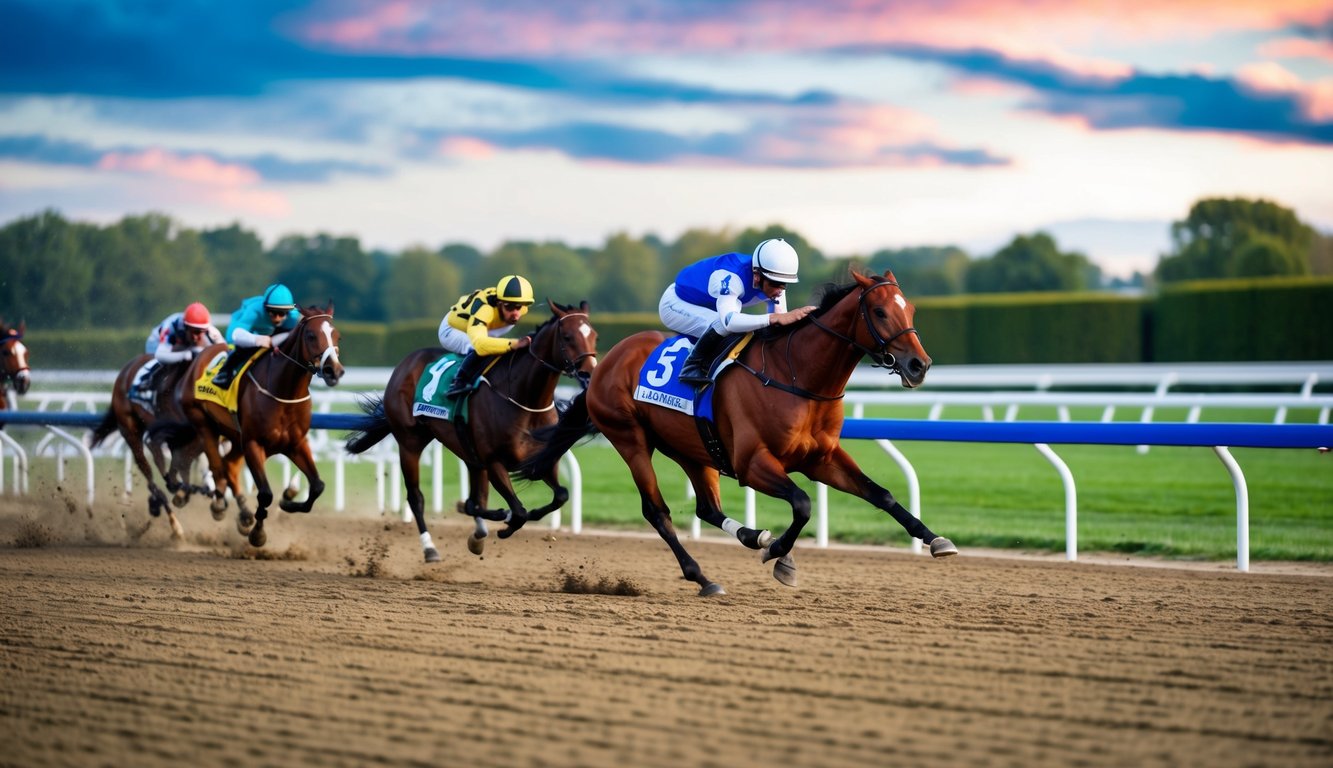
[525,312,597,388]
[248,313,340,403]
[268,314,339,376]
[809,278,919,375]
[0,332,30,389]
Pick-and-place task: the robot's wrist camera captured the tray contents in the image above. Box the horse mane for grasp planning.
[754,277,862,341]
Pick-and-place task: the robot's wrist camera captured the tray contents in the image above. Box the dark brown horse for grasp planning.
[520,270,956,596]
[345,301,598,562]
[0,320,30,413]
[89,354,207,538]
[150,304,344,547]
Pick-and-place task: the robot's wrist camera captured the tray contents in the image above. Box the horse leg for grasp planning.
[221,445,253,531]
[193,426,233,520]
[614,443,723,596]
[523,460,569,522]
[485,460,531,540]
[240,441,271,547]
[681,464,771,550]
[735,451,809,587]
[396,433,440,563]
[461,467,492,556]
[278,439,324,514]
[805,446,958,558]
[122,421,176,529]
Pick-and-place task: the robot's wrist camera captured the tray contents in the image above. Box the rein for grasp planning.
[248,313,336,403]
[739,278,917,401]
[484,312,595,411]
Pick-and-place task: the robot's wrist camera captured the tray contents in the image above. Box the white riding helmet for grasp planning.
[752,238,800,283]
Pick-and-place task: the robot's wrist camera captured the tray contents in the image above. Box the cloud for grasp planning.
[872,43,1333,145]
[0,135,388,182]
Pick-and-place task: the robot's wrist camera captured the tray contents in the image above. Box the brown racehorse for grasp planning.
[0,320,30,413]
[150,304,344,548]
[519,270,957,596]
[345,301,598,562]
[89,354,208,538]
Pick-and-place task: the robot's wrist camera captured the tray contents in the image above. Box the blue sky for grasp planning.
[2,0,1330,277]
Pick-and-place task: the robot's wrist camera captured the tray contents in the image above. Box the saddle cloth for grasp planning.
[194,348,264,412]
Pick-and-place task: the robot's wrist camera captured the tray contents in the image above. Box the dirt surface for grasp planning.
[1,492,1330,768]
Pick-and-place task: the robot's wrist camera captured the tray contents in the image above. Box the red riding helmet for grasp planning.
[183,302,211,329]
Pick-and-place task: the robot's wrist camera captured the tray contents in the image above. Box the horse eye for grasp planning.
[873,308,888,319]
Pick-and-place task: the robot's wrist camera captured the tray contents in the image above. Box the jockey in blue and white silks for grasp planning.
[211,283,301,389]
[659,238,815,387]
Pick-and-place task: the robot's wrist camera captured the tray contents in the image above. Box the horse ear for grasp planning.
[580,300,589,313]
[852,271,875,288]
[17,319,24,335]
[326,299,335,315]
[882,269,898,283]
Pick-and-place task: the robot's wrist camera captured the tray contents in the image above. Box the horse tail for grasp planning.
[87,409,119,449]
[144,420,198,450]
[516,390,600,480]
[344,393,391,454]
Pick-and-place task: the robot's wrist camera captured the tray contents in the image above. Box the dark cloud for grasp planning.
[0,134,387,182]
[869,43,1333,146]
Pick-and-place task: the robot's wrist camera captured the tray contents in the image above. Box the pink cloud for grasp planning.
[97,148,261,186]
[97,148,290,218]
[437,136,497,159]
[1237,62,1333,121]
[1260,37,1333,64]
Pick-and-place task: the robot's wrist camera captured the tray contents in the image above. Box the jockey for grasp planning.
[659,238,816,387]
[145,302,224,364]
[437,274,535,397]
[210,283,301,389]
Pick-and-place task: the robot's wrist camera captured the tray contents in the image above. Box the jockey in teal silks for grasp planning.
[210,284,301,389]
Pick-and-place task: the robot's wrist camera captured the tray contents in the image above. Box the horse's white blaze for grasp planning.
[577,322,592,339]
[318,322,340,368]
[894,294,907,310]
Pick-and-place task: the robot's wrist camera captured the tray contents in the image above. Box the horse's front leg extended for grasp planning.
[279,439,324,514]
[805,446,957,558]
[242,440,272,548]
[194,426,232,520]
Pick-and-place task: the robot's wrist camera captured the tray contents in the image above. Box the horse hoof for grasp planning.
[466,534,485,556]
[249,528,267,548]
[424,547,442,563]
[172,491,189,509]
[210,499,227,520]
[698,582,726,597]
[283,487,298,502]
[929,537,959,558]
[237,512,256,535]
[772,555,798,587]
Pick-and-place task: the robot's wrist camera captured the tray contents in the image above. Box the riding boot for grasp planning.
[211,346,258,389]
[139,363,163,399]
[678,328,727,387]
[444,352,486,397]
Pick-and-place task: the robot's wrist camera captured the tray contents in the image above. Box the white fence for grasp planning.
[4,363,1332,571]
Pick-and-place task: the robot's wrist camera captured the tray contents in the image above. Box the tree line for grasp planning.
[1,197,1326,330]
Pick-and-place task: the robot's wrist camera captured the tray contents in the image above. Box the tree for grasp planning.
[588,233,660,312]
[965,232,1099,293]
[485,241,595,309]
[865,246,970,296]
[270,234,377,318]
[0,210,94,328]
[381,247,462,321]
[200,223,270,307]
[1157,197,1314,282]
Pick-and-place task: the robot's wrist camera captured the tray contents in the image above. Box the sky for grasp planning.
[2,1,1331,278]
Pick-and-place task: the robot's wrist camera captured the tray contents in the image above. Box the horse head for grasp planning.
[0,320,30,395]
[533,300,598,387]
[850,270,931,388]
[283,303,344,387]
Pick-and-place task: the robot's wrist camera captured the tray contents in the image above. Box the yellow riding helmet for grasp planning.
[495,275,534,305]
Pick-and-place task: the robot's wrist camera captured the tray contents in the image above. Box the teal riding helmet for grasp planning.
[263,283,296,310]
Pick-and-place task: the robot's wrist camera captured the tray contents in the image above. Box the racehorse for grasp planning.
[519,270,957,596]
[345,301,598,563]
[0,320,30,413]
[89,354,208,538]
[150,303,343,548]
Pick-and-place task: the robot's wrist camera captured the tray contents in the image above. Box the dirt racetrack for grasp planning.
[1,492,1330,768]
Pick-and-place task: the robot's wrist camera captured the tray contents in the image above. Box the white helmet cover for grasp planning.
[752,238,800,283]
